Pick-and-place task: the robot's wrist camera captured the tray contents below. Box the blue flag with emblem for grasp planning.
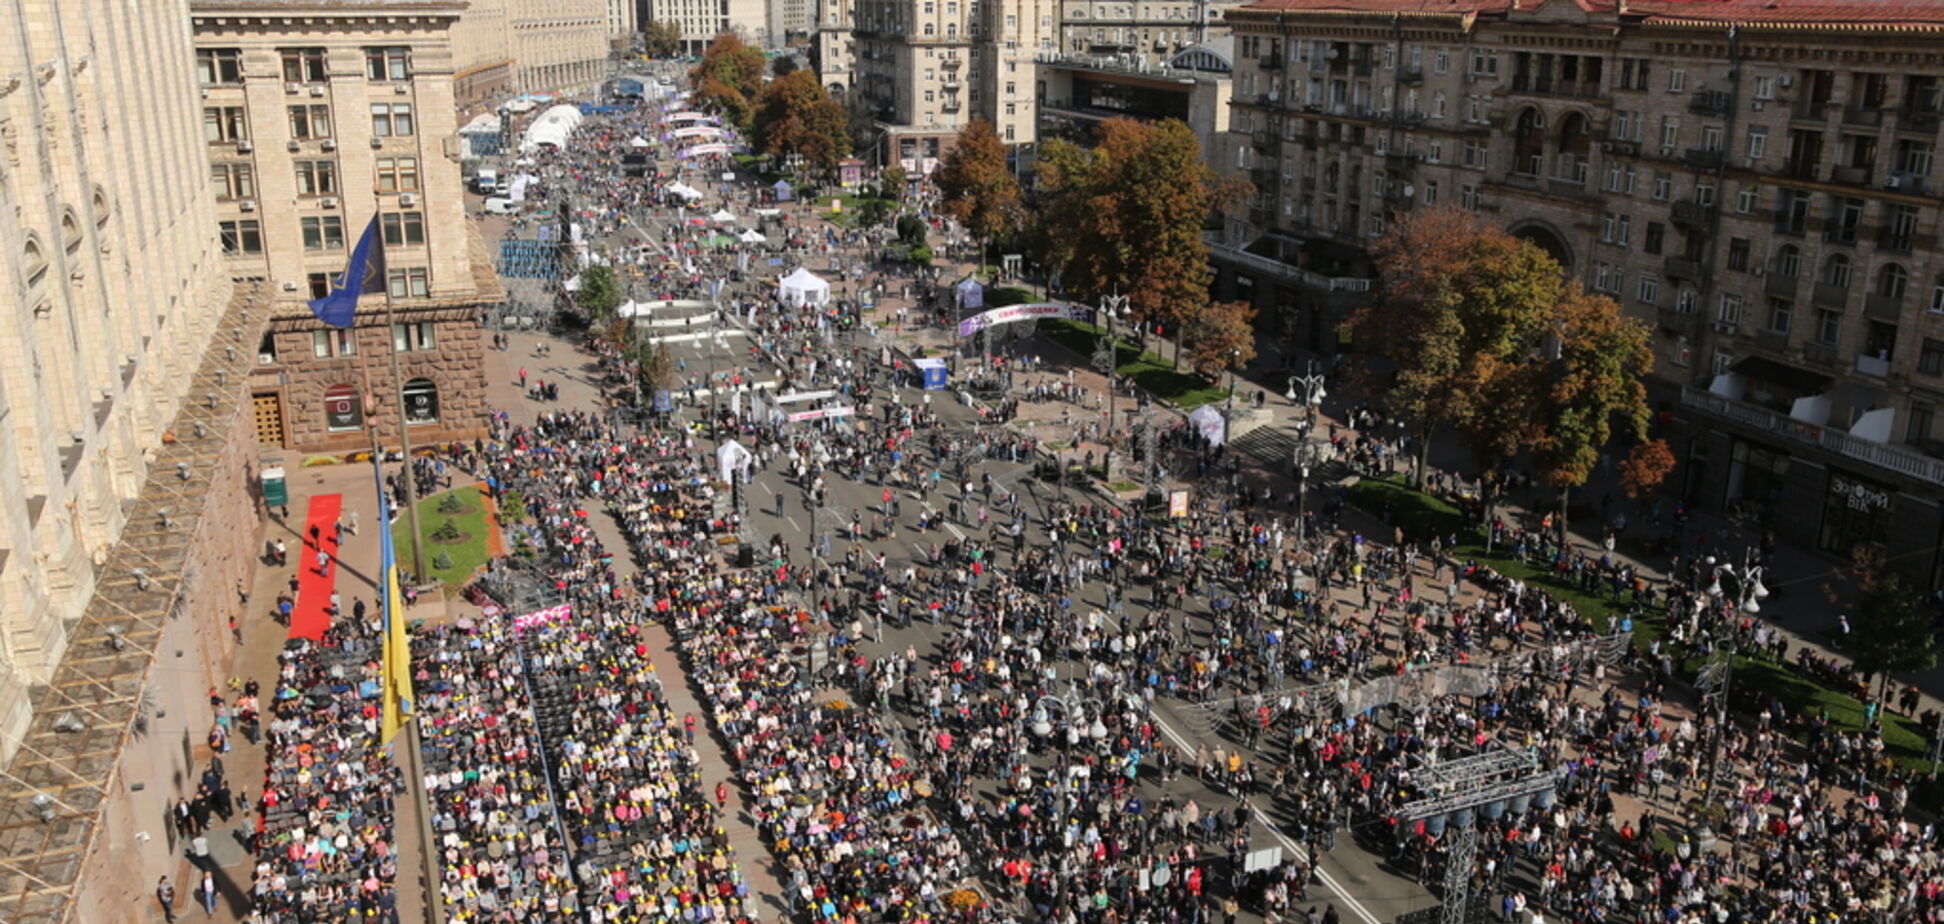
[307,215,386,328]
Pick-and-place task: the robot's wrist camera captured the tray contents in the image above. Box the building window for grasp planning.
[312,329,357,359]
[1433,48,1448,75]
[402,378,439,423]
[1637,275,1660,306]
[1767,298,1793,334]
[323,382,363,431]
[387,267,430,298]
[1652,173,1671,201]
[1717,293,1743,324]
[1919,338,1944,376]
[296,160,338,196]
[375,157,420,193]
[218,219,262,254]
[1737,184,1759,214]
[1932,274,1944,313]
[1727,237,1749,272]
[308,272,332,299]
[1746,126,1768,160]
[197,48,243,86]
[203,106,248,143]
[1644,222,1664,255]
[393,322,437,352]
[1815,309,1842,345]
[301,215,345,251]
[1909,403,1935,444]
[1823,253,1852,288]
[281,47,329,84]
[211,163,255,200]
[1422,181,1438,205]
[288,105,333,140]
[1676,287,1698,313]
[1672,336,1691,366]
[1460,184,1481,211]
[1667,68,1686,93]
[1468,50,1497,77]
[370,103,415,137]
[365,46,411,81]
[1819,471,1891,557]
[381,211,425,246]
[1775,244,1802,278]
[1753,75,1775,100]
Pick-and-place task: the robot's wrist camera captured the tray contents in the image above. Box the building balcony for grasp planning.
[1812,280,1851,308]
[1887,172,1930,194]
[1351,59,1373,77]
[941,97,962,110]
[1875,227,1915,254]
[1665,255,1704,279]
[1855,352,1891,378]
[1255,93,1286,110]
[1260,55,1283,71]
[1205,233,1374,293]
[1842,106,1885,129]
[941,56,962,68]
[1756,329,1791,354]
[1252,130,1276,152]
[1764,270,1799,297]
[1865,291,1904,320]
[1657,305,1695,331]
[1680,385,1944,487]
[1825,225,1860,246]
[1688,90,1732,117]
[1803,341,1840,366]
[1398,66,1423,85]
[1829,164,1873,187]
[1897,109,1940,133]
[1682,147,1725,170]
[1249,204,1276,227]
[1250,167,1278,190]
[1779,158,1821,181]
[1385,150,1420,171]
[1670,200,1716,227]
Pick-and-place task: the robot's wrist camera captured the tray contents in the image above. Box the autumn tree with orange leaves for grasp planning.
[689,32,766,129]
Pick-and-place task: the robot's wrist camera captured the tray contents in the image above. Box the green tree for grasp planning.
[1182,299,1258,381]
[578,264,622,321]
[633,337,677,394]
[1531,287,1656,541]
[935,119,1024,271]
[689,32,766,129]
[641,20,683,58]
[1029,117,1244,358]
[1346,207,1565,489]
[751,69,852,172]
[880,163,909,200]
[1850,570,1937,702]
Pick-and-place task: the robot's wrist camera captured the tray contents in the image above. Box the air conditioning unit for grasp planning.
[237,139,252,152]
[1600,141,1614,153]
[1711,320,1737,334]
[239,200,256,212]
[322,139,337,151]
[1779,75,1794,88]
[394,84,410,94]
[285,82,301,94]
[200,88,209,99]
[399,193,417,207]
[282,281,300,291]
[309,85,325,97]
[1752,264,1765,277]
[1752,101,1765,111]
[319,196,339,209]
[370,136,383,148]
[286,140,301,152]
[1660,145,1675,157]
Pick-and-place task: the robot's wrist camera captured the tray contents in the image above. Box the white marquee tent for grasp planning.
[710,208,738,224]
[519,104,583,153]
[738,228,766,243]
[666,182,704,200]
[777,267,830,307]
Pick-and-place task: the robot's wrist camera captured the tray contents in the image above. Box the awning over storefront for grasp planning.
[1730,356,1831,395]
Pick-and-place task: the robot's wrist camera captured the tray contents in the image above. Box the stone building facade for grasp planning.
[191,0,504,455]
[449,0,518,108]
[841,0,1053,163]
[1055,0,1244,64]
[507,0,612,93]
[0,0,236,754]
[1224,0,1944,586]
[647,0,770,54]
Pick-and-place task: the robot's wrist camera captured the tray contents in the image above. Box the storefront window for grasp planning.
[402,377,439,424]
[1819,470,1892,557]
[1726,440,1789,524]
[324,383,362,432]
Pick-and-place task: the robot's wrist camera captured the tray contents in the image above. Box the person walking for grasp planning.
[155,876,177,922]
[197,871,218,915]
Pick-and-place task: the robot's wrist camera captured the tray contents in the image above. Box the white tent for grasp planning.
[666,182,703,200]
[716,440,754,483]
[617,300,641,318]
[1188,405,1227,446]
[738,228,766,243]
[777,267,831,307]
[955,276,984,309]
[710,208,738,224]
[519,104,583,153]
[629,136,653,149]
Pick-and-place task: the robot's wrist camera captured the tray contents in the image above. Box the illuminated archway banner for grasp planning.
[957,302,1096,338]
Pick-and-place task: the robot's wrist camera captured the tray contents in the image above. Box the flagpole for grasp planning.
[373,213,444,924]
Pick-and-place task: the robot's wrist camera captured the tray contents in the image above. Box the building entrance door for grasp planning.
[252,393,286,447]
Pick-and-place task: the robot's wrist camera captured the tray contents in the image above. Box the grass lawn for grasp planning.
[1342,473,1944,810]
[731,154,788,185]
[394,485,493,593]
[985,286,1038,308]
[1038,319,1231,408]
[813,194,894,227]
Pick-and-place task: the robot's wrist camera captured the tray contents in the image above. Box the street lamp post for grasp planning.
[1095,293,1131,480]
[1286,362,1328,547]
[1697,552,1768,807]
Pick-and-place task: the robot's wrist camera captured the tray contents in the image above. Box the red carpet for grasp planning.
[289,493,342,642]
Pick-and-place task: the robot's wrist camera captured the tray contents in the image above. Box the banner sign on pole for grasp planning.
[1168,490,1190,518]
[786,406,856,422]
[659,110,715,123]
[773,389,837,405]
[958,302,1097,338]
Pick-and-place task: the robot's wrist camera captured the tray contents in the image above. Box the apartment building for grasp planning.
[192,0,504,454]
[770,0,815,46]
[450,0,517,107]
[1055,0,1242,64]
[648,0,771,52]
[815,0,859,94]
[1223,0,1944,586]
[508,0,613,92]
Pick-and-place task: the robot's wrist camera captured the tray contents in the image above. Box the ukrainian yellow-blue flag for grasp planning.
[375,462,414,744]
